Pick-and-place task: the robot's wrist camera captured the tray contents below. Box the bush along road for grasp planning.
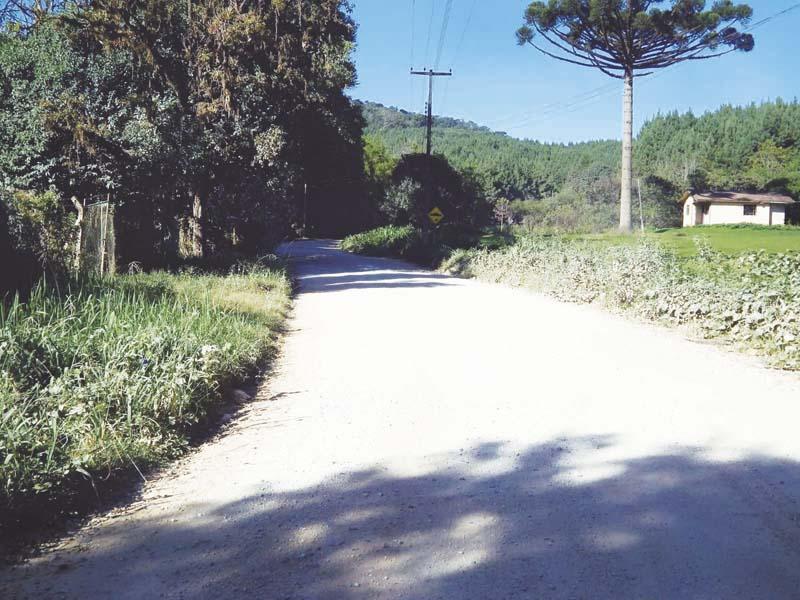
[3,240,800,599]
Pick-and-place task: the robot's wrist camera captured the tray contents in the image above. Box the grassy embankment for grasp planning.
[0,258,291,540]
[344,224,800,370]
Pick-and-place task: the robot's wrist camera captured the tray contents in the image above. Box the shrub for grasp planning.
[342,224,486,267]
[341,225,418,257]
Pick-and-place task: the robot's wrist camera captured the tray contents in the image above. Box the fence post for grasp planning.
[72,196,84,273]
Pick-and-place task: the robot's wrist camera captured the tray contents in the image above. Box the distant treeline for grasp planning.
[360,101,621,201]
[364,99,799,204]
[637,100,800,197]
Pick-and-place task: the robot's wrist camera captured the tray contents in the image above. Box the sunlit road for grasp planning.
[4,239,800,599]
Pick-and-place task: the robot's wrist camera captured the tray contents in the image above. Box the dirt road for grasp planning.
[4,239,800,599]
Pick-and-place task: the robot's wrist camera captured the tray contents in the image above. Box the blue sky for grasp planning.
[349,0,800,143]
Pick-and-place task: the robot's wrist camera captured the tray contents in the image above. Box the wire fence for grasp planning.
[79,200,116,276]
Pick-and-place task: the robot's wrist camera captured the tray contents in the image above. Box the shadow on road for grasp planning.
[279,240,456,294]
[11,438,800,599]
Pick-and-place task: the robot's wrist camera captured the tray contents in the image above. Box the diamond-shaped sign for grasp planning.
[428,207,444,225]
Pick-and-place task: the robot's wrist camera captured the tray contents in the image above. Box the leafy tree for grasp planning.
[517,0,755,231]
[744,139,800,196]
[363,134,397,223]
[387,153,488,228]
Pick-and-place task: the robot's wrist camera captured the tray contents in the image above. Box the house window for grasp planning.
[743,205,756,216]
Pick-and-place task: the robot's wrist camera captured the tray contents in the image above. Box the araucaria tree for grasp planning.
[517,0,755,231]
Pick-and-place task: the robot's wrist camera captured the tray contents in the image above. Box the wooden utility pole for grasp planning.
[410,68,452,155]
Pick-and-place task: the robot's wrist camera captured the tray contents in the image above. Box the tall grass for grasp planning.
[0,258,290,510]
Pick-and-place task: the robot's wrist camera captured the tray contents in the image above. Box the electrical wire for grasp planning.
[487,2,800,133]
[409,0,416,110]
[441,0,478,115]
[434,0,454,70]
[424,0,437,67]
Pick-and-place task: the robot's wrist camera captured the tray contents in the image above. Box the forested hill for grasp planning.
[360,101,494,132]
[359,101,621,201]
[361,99,800,205]
[636,100,800,197]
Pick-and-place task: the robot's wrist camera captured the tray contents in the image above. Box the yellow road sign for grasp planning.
[428,207,444,225]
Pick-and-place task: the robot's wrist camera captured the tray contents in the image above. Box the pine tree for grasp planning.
[517,0,754,231]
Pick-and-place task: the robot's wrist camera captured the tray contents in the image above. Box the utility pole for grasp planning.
[410,68,452,155]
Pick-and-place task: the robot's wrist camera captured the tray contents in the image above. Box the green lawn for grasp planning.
[566,225,800,256]
[650,225,800,256]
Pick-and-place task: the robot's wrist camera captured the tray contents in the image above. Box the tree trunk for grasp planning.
[619,71,633,233]
[191,189,204,258]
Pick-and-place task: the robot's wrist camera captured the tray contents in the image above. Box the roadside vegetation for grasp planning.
[341,224,510,267]
[0,258,291,534]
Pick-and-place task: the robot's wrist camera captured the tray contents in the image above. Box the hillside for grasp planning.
[359,101,621,201]
[360,100,800,208]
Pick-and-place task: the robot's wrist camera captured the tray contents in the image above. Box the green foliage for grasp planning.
[4,189,74,272]
[635,100,800,198]
[517,0,753,76]
[0,260,290,508]
[342,223,490,266]
[341,225,418,257]
[513,189,618,233]
[363,101,620,202]
[363,134,397,224]
[385,153,489,228]
[443,233,800,370]
[0,1,367,280]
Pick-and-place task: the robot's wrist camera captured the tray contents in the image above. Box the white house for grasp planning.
[682,191,795,227]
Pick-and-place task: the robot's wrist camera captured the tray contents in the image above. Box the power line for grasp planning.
[441,0,478,115]
[424,0,437,67]
[410,0,416,68]
[451,0,478,68]
[489,81,619,127]
[409,0,416,109]
[745,2,800,30]
[434,0,454,70]
[488,2,800,132]
[411,69,453,155]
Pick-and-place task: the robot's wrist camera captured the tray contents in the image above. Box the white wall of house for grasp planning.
[682,197,701,227]
[705,203,770,225]
[683,197,788,227]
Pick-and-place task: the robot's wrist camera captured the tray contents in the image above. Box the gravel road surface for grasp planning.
[3,239,800,599]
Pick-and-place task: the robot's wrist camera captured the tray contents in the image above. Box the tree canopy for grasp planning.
[516,0,754,78]
[0,0,367,277]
